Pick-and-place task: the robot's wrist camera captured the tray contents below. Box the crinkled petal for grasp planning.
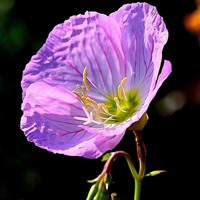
[21,11,130,100]
[110,3,169,97]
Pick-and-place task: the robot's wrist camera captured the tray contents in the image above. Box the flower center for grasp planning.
[73,68,141,125]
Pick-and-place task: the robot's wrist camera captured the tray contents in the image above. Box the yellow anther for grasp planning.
[114,97,121,110]
[81,98,90,111]
[73,90,90,111]
[77,84,87,97]
[82,96,99,109]
[118,77,127,99]
[73,90,82,99]
[88,105,102,123]
[98,103,109,113]
[83,67,90,91]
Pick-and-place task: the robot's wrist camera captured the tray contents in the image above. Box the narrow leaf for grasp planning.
[145,170,166,177]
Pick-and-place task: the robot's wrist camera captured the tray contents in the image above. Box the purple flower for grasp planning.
[21,3,171,158]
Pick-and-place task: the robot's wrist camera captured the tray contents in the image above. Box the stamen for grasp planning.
[83,67,90,91]
[88,105,102,123]
[114,97,126,113]
[82,97,99,109]
[73,90,82,99]
[98,103,109,113]
[114,97,120,110]
[83,106,92,120]
[77,84,87,97]
[74,68,133,125]
[122,88,128,102]
[81,96,101,113]
[118,77,127,99]
[74,106,93,124]
[74,106,101,125]
[73,90,89,111]
[81,98,90,111]
[100,116,114,124]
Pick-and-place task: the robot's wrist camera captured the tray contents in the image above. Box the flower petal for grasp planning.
[21,81,126,158]
[136,60,172,116]
[64,133,125,158]
[21,3,171,158]
[110,3,169,93]
[151,60,172,99]
[21,11,130,99]
[21,82,92,153]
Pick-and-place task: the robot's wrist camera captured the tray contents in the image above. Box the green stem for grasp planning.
[102,151,142,200]
[96,130,146,200]
[134,177,142,200]
[133,130,147,200]
[103,151,138,181]
[133,131,147,179]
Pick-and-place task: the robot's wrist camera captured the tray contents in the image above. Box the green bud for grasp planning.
[103,173,112,186]
[86,183,99,200]
[93,181,109,200]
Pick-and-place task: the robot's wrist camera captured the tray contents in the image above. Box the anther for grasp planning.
[98,103,109,113]
[81,98,90,111]
[82,96,100,112]
[118,77,127,99]
[77,84,87,97]
[83,67,90,91]
[73,90,82,99]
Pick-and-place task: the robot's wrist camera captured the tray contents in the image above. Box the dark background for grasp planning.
[1,0,199,199]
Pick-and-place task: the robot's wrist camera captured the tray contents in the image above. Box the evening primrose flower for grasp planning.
[21,3,171,158]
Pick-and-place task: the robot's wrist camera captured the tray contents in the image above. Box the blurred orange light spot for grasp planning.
[183,0,200,41]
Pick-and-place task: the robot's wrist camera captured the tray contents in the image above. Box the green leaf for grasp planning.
[101,153,112,162]
[145,170,166,177]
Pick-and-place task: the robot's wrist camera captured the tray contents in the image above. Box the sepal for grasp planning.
[86,183,99,200]
[127,113,148,131]
[86,172,112,200]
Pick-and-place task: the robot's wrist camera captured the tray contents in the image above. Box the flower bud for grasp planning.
[86,172,111,200]
[93,181,109,200]
[86,183,99,200]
